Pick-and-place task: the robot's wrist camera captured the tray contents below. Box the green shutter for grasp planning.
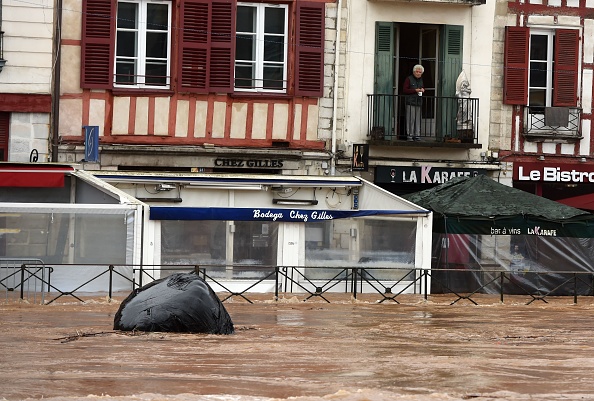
[439,25,463,140]
[373,22,394,139]
[374,22,394,95]
[441,25,463,97]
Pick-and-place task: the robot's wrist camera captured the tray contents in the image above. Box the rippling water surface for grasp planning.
[3,294,594,401]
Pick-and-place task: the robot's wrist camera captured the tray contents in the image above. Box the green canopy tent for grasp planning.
[403,175,594,295]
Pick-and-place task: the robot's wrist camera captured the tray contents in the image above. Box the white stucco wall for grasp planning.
[0,0,54,94]
[8,112,50,162]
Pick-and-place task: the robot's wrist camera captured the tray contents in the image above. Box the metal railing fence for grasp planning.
[3,262,594,305]
[367,93,479,143]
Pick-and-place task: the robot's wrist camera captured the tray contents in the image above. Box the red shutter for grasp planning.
[209,1,234,92]
[81,0,114,89]
[0,112,8,161]
[295,2,324,97]
[553,29,579,107]
[179,0,234,93]
[503,26,529,105]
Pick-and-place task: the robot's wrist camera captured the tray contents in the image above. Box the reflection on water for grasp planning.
[3,295,594,401]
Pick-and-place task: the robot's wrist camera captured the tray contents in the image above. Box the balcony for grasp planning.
[523,106,582,142]
[367,93,481,148]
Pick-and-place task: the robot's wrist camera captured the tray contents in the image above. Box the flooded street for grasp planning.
[2,294,594,401]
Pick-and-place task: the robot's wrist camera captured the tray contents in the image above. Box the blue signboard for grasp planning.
[150,207,428,221]
[83,126,99,162]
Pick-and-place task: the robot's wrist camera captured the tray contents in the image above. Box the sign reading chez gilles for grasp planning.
[376,166,486,184]
[214,158,284,168]
[514,163,594,183]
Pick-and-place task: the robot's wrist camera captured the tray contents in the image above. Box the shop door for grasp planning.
[0,113,8,161]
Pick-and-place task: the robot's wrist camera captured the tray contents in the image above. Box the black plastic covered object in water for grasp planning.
[114,272,234,334]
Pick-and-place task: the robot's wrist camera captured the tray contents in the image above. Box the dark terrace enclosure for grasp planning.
[3,294,594,401]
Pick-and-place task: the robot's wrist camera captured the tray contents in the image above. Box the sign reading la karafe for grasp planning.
[376,165,486,184]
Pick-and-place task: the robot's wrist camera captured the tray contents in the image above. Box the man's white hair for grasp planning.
[413,64,424,73]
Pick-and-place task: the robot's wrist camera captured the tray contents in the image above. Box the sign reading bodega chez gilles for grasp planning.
[514,163,594,183]
[376,166,486,184]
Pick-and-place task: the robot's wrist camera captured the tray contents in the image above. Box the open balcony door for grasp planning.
[373,23,463,141]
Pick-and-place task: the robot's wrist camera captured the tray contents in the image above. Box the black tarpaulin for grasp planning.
[114,272,234,334]
[404,174,591,220]
[403,174,594,237]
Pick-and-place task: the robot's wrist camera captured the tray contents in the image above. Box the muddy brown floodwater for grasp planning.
[2,294,594,401]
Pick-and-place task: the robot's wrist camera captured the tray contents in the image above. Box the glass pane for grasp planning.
[117,31,137,57]
[530,34,548,60]
[529,61,547,87]
[421,29,437,59]
[236,34,255,61]
[264,35,284,62]
[421,60,435,89]
[146,32,167,58]
[161,220,227,264]
[115,61,137,84]
[264,7,285,34]
[237,6,256,33]
[263,65,283,90]
[145,62,167,85]
[117,2,138,29]
[304,219,417,281]
[529,88,546,107]
[233,221,278,266]
[235,64,254,89]
[147,3,168,31]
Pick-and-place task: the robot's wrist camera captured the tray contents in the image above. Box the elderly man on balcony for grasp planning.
[403,64,425,142]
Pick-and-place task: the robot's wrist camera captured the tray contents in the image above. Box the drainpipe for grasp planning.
[330,0,342,176]
[50,0,62,162]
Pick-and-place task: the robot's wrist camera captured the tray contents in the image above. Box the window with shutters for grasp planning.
[504,26,579,107]
[114,0,172,88]
[235,3,288,92]
[81,0,324,96]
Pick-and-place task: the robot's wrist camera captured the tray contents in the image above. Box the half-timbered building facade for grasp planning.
[57,0,340,175]
[493,0,594,210]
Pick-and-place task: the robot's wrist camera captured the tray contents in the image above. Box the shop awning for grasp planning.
[556,193,594,212]
[0,164,75,187]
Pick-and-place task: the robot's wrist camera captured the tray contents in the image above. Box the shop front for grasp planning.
[0,163,146,295]
[93,172,433,294]
[513,162,594,211]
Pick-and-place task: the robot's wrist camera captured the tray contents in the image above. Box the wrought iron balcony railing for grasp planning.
[367,93,479,145]
[523,106,582,141]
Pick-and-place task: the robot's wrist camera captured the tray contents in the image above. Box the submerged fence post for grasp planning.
[352,268,358,300]
[574,273,578,304]
[500,272,504,303]
[275,266,279,300]
[20,264,26,300]
[421,269,429,301]
[108,265,114,299]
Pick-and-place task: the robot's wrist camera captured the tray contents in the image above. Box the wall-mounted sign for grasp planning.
[376,166,486,184]
[352,144,369,172]
[514,163,594,183]
[83,125,99,162]
[214,158,284,168]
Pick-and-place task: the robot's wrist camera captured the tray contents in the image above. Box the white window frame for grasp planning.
[114,0,172,89]
[528,29,554,107]
[235,3,288,93]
